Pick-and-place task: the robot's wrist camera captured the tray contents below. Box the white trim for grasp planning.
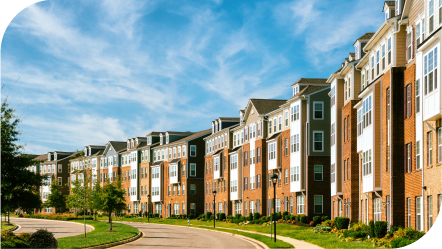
[312,101,324,120]
[313,131,324,152]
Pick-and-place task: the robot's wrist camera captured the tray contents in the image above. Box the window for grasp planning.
[291,105,300,121]
[424,47,438,95]
[362,149,372,176]
[297,196,304,214]
[182,146,186,157]
[430,0,435,33]
[374,198,381,221]
[313,102,324,119]
[429,131,433,166]
[285,111,289,126]
[230,155,238,169]
[428,195,433,229]
[257,147,261,163]
[440,0,442,24]
[416,141,421,169]
[190,184,196,195]
[245,126,248,141]
[268,142,276,160]
[284,169,288,184]
[244,177,248,190]
[58,165,62,173]
[388,37,392,65]
[273,118,277,132]
[406,143,412,173]
[190,145,196,157]
[405,84,412,119]
[168,186,171,196]
[438,128,442,163]
[415,79,421,114]
[330,163,335,183]
[331,86,335,107]
[313,165,323,181]
[244,151,248,166]
[230,180,237,192]
[416,196,422,231]
[190,203,196,214]
[407,30,412,62]
[257,122,261,137]
[257,174,261,188]
[314,195,323,213]
[407,198,411,227]
[182,184,185,195]
[190,163,196,176]
[347,115,350,140]
[331,123,335,146]
[58,177,62,185]
[285,139,288,156]
[371,55,375,79]
[344,81,347,102]
[290,166,299,182]
[382,44,386,70]
[278,116,282,131]
[291,134,299,153]
[313,131,323,152]
[250,149,255,164]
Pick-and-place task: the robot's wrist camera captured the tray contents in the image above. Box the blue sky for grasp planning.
[1,0,385,154]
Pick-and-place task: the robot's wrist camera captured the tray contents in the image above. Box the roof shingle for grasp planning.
[250,99,287,115]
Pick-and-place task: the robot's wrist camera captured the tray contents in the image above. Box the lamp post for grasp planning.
[147,195,150,223]
[212,190,217,228]
[75,169,88,238]
[270,173,278,242]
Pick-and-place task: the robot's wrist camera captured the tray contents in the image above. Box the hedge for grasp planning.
[334,217,350,230]
[374,221,388,238]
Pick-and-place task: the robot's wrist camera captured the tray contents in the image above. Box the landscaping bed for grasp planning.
[22,214,94,221]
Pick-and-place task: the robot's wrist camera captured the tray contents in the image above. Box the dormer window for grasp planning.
[54,153,57,161]
[395,0,402,16]
[166,134,169,144]
[131,140,134,147]
[219,120,222,131]
[147,136,151,145]
[48,153,51,161]
[355,42,360,60]
[127,142,130,149]
[160,135,163,145]
[292,85,299,96]
[89,147,91,155]
[212,124,215,134]
[84,149,87,156]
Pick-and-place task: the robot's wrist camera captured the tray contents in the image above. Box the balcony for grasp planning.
[423,88,441,121]
[213,156,223,180]
[169,159,180,184]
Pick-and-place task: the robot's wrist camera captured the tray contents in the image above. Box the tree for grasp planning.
[45,180,66,213]
[66,178,86,217]
[101,179,126,230]
[1,97,45,223]
[88,182,103,221]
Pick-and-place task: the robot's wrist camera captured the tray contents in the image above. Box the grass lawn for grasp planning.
[97,216,377,248]
[1,222,16,231]
[57,220,139,248]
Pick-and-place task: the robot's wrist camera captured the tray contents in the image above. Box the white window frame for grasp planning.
[190,145,196,157]
[314,165,323,181]
[297,195,304,214]
[416,140,421,169]
[416,196,422,231]
[190,163,196,176]
[314,195,323,214]
[313,101,324,120]
[313,131,324,152]
[424,46,438,95]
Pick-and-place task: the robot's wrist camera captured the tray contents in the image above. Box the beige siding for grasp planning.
[352,67,361,98]
[407,0,424,67]
[396,29,407,67]
[246,106,260,124]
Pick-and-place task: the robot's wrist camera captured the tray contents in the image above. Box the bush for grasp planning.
[253,212,260,220]
[260,216,268,221]
[390,238,416,248]
[343,230,367,239]
[144,211,148,217]
[205,212,212,220]
[374,221,388,238]
[321,216,329,222]
[300,215,308,224]
[249,220,257,224]
[248,213,253,221]
[387,226,401,237]
[210,215,214,220]
[17,233,31,242]
[227,215,234,220]
[217,213,226,221]
[368,220,375,237]
[314,225,332,232]
[188,214,195,219]
[28,229,58,249]
[18,214,24,218]
[235,213,242,219]
[290,215,296,221]
[313,216,322,225]
[322,219,334,228]
[335,217,350,230]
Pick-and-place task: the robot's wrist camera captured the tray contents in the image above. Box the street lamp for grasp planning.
[75,169,88,238]
[212,190,217,228]
[270,173,278,242]
[147,195,150,223]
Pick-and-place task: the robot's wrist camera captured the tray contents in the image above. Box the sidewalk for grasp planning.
[209,226,323,249]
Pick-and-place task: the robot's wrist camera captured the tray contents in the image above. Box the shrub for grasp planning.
[390,238,416,248]
[253,212,260,220]
[217,213,226,221]
[322,219,334,228]
[314,225,332,232]
[309,221,315,226]
[18,214,24,218]
[368,220,375,237]
[321,216,329,222]
[260,216,268,221]
[249,220,257,224]
[235,213,242,219]
[17,233,31,242]
[210,215,214,220]
[1,231,16,241]
[387,226,401,237]
[312,216,322,225]
[343,230,367,239]
[188,214,196,219]
[300,215,308,224]
[248,213,253,221]
[374,221,388,238]
[144,211,148,217]
[335,217,350,230]
[289,215,296,221]
[227,215,234,220]
[205,212,212,220]
[28,229,58,249]
[282,211,289,218]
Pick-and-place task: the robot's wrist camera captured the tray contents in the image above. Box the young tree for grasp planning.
[66,178,86,217]
[45,180,66,213]
[88,182,103,221]
[1,97,45,223]
[101,179,126,230]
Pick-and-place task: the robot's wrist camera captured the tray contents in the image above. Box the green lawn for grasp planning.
[97,216,378,248]
[1,222,16,231]
[57,220,139,248]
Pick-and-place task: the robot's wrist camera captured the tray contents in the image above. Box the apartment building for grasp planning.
[229,99,286,216]
[204,117,240,216]
[284,79,331,219]
[69,145,105,189]
[328,34,373,222]
[151,130,210,217]
[38,151,74,213]
[413,0,442,232]
[120,137,146,214]
[98,141,127,187]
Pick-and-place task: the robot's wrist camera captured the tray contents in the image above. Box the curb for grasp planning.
[5,224,19,232]
[84,231,143,249]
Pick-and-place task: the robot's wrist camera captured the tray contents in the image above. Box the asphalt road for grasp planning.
[116,222,258,249]
[10,217,91,238]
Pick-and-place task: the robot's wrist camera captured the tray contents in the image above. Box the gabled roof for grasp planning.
[166,129,211,146]
[353,32,375,46]
[88,145,105,149]
[91,150,103,156]
[146,132,163,136]
[33,154,49,161]
[249,99,287,115]
[218,117,240,121]
[384,1,395,8]
[287,85,330,102]
[267,132,281,142]
[291,78,328,86]
[108,141,127,152]
[165,131,194,136]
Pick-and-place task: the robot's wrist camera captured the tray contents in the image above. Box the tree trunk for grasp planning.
[8,211,10,224]
[109,212,113,230]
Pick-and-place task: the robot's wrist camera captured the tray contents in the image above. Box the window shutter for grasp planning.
[408,85,411,118]
[404,145,407,173]
[406,32,408,62]
[404,87,407,119]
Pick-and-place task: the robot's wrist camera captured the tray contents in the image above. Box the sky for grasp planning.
[1,0,385,155]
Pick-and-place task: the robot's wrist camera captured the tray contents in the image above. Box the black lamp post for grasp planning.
[212,190,217,228]
[271,173,278,242]
[147,195,150,223]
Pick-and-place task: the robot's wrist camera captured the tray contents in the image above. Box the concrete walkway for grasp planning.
[200,225,324,249]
